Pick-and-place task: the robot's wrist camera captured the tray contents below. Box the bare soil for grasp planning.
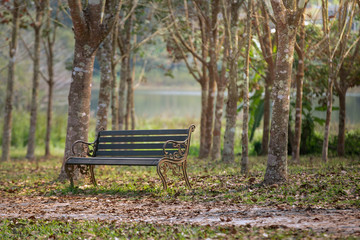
[1,195,359,236]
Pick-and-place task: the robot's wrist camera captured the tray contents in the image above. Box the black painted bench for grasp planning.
[65,125,195,190]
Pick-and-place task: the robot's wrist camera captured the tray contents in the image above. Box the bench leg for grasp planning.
[89,166,97,186]
[181,161,191,189]
[157,162,167,190]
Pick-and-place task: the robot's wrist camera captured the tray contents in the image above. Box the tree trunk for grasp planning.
[118,56,127,130]
[292,14,305,163]
[211,85,226,160]
[203,72,216,158]
[264,25,297,185]
[261,83,271,155]
[111,27,119,130]
[1,0,20,162]
[198,80,209,158]
[337,89,346,156]
[241,0,252,175]
[45,79,54,158]
[26,26,42,161]
[58,43,96,180]
[222,59,238,163]
[95,35,112,133]
[322,72,334,162]
[125,74,133,130]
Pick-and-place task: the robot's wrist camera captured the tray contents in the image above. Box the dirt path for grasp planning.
[0,196,359,236]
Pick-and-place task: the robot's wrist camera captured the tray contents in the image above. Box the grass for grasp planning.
[0,219,333,240]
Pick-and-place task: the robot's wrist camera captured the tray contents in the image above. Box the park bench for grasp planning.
[65,125,195,190]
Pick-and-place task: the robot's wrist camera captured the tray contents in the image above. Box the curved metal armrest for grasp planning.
[162,139,189,161]
[71,140,96,156]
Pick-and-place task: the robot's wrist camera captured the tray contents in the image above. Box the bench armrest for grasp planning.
[162,139,189,161]
[71,140,97,157]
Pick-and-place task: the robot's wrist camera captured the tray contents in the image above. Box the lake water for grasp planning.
[131,90,360,124]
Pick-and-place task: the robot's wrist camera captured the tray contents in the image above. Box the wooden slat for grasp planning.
[97,143,171,150]
[96,150,176,157]
[99,129,188,136]
[66,157,160,166]
[99,135,187,143]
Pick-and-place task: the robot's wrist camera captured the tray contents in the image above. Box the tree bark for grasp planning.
[241,0,252,175]
[95,34,113,133]
[261,83,271,155]
[337,89,346,156]
[26,26,43,161]
[211,85,226,160]
[292,13,305,163]
[111,26,119,130]
[1,0,20,162]
[264,0,305,185]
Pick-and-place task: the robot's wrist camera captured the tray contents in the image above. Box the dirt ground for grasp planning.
[0,195,359,236]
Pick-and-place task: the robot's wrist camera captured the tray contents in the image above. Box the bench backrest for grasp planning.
[94,127,193,158]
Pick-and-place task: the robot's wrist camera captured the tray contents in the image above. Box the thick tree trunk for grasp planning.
[95,35,112,133]
[1,0,20,162]
[261,83,271,155]
[292,14,305,163]
[337,90,346,156]
[211,85,226,160]
[58,43,96,180]
[264,25,297,185]
[26,27,42,161]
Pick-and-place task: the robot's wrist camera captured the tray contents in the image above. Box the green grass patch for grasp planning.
[0,218,334,239]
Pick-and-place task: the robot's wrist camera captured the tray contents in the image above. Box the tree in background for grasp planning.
[292,12,305,163]
[222,0,243,163]
[96,34,113,133]
[321,0,357,162]
[58,0,121,180]
[1,0,21,162]
[334,14,360,156]
[241,0,252,174]
[263,0,307,185]
[253,1,276,156]
[43,0,61,158]
[25,0,48,161]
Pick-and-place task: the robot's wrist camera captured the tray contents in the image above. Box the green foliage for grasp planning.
[0,111,66,150]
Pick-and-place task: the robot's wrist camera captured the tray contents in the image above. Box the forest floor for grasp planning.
[0,155,359,239]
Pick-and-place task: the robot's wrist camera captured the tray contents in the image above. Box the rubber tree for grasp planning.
[25,0,48,161]
[95,34,113,134]
[253,1,276,156]
[1,0,20,162]
[321,0,357,162]
[292,12,305,163]
[58,0,121,181]
[221,0,243,163]
[263,0,307,185]
[43,0,60,158]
